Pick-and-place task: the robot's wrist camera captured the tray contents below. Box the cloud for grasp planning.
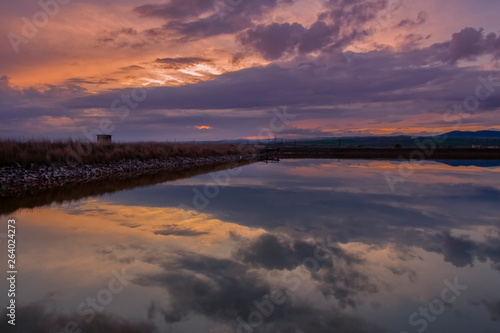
[436,232,477,267]
[398,33,432,49]
[62,44,500,116]
[396,11,427,28]
[94,26,148,49]
[133,234,382,331]
[134,0,215,20]
[164,15,253,41]
[484,301,500,321]
[387,265,418,283]
[153,224,209,236]
[155,57,212,69]
[3,23,500,140]
[234,233,316,270]
[238,0,388,59]
[234,233,377,308]
[426,230,500,269]
[65,77,117,85]
[432,27,500,64]
[276,127,334,137]
[0,303,154,333]
[239,23,307,60]
[136,0,294,41]
[136,252,272,323]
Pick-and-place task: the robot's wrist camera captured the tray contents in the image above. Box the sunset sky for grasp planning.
[1,0,500,141]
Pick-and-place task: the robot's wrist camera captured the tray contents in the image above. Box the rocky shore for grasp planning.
[0,154,257,197]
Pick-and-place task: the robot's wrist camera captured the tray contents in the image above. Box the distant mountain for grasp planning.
[437,160,500,168]
[442,130,500,138]
[226,130,500,148]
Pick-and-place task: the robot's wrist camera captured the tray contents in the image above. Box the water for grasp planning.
[1,159,500,333]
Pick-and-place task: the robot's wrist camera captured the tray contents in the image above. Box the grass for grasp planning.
[0,140,257,167]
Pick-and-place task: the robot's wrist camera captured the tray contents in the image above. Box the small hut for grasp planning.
[97,134,112,144]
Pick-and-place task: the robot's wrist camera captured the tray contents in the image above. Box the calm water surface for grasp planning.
[1,159,500,333]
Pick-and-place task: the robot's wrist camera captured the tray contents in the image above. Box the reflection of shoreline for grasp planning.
[0,158,255,216]
[263,147,500,160]
[435,160,500,167]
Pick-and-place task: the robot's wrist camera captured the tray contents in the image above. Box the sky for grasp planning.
[1,0,500,141]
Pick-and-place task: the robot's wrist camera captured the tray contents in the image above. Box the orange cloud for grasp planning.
[195,126,213,130]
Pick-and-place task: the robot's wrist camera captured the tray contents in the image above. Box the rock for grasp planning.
[0,154,258,196]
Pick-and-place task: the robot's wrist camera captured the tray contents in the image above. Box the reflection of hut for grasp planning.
[97,134,112,143]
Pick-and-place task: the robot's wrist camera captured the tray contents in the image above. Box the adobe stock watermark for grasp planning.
[178,106,296,219]
[54,268,135,333]
[7,0,72,54]
[400,277,468,333]
[385,73,500,192]
[235,235,337,333]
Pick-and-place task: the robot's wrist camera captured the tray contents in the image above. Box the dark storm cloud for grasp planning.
[234,233,377,308]
[238,0,388,59]
[133,234,381,331]
[120,65,144,71]
[396,11,427,28]
[64,50,500,112]
[134,0,215,20]
[434,232,477,267]
[234,233,318,270]
[0,75,16,95]
[155,57,212,69]
[60,24,500,116]
[65,77,116,85]
[234,233,362,269]
[104,166,500,274]
[164,15,253,40]
[0,303,154,333]
[135,0,294,40]
[120,27,138,35]
[135,252,272,322]
[425,231,500,269]
[96,247,135,264]
[153,224,209,236]
[387,265,418,283]
[253,304,385,333]
[398,33,432,49]
[238,23,307,60]
[322,0,387,24]
[484,301,500,321]
[298,20,340,53]
[0,76,23,109]
[94,26,144,48]
[0,76,87,123]
[431,27,500,64]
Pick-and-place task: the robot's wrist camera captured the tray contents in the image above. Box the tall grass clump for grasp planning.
[0,140,257,167]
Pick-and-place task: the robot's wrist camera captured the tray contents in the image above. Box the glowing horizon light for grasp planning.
[180,64,222,77]
[195,126,213,130]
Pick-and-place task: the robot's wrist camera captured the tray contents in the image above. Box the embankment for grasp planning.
[0,154,257,198]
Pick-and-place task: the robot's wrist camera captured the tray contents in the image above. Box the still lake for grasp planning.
[2,159,500,333]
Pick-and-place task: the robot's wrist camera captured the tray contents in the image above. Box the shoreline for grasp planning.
[0,153,258,198]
